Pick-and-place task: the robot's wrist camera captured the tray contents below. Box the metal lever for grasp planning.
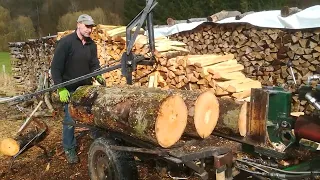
[287,60,297,85]
[305,92,320,110]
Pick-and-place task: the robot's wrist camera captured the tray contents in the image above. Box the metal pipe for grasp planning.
[305,92,320,110]
[307,74,320,85]
[146,0,155,56]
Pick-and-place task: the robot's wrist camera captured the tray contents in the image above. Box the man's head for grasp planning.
[77,14,95,38]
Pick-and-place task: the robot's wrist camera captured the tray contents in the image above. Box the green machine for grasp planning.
[236,75,320,179]
[266,86,296,152]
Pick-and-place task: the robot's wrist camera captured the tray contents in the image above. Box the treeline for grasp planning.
[124,0,320,25]
[0,6,36,51]
[0,0,319,51]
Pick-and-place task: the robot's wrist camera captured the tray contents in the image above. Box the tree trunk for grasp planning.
[69,85,190,148]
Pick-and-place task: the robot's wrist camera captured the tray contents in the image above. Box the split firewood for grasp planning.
[208,10,241,22]
[235,11,255,20]
[281,6,302,17]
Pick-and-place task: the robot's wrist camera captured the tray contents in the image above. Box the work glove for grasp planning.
[58,87,70,103]
[95,75,106,86]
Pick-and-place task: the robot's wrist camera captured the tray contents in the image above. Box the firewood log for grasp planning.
[212,99,248,137]
[208,10,241,22]
[0,128,46,156]
[281,6,302,17]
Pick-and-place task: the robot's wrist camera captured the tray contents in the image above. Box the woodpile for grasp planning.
[59,25,259,102]
[8,36,56,93]
[170,23,320,113]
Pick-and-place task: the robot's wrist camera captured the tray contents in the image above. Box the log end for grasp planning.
[194,90,219,138]
[238,102,248,137]
[0,138,20,156]
[156,95,188,148]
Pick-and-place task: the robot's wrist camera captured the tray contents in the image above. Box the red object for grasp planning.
[294,115,320,143]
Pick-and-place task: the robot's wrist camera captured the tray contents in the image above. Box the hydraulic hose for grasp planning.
[236,164,319,179]
[236,159,320,175]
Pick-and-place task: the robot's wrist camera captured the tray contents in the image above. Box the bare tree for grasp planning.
[69,0,79,12]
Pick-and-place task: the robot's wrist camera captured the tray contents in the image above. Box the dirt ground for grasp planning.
[0,98,252,180]
[0,102,176,180]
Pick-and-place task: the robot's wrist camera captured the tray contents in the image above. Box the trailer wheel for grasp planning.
[88,137,138,180]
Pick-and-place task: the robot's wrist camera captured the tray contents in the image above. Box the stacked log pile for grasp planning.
[56,25,259,103]
[8,36,56,93]
[9,24,261,104]
[153,52,260,102]
[170,23,320,113]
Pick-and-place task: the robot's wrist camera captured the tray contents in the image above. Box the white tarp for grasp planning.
[152,5,320,38]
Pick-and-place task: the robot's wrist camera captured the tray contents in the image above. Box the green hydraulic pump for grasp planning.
[264,86,296,152]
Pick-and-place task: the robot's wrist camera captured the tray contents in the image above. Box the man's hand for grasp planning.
[58,87,70,103]
[95,75,106,86]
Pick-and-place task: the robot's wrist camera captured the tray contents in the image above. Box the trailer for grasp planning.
[87,130,238,180]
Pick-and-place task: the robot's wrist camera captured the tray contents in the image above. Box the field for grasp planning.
[0,52,11,74]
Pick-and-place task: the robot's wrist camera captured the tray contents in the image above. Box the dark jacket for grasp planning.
[50,31,100,91]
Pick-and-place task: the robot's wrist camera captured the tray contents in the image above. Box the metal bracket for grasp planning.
[122,0,157,84]
[214,151,234,180]
[184,161,209,180]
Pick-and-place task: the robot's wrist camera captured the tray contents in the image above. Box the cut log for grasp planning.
[69,85,189,148]
[212,98,247,136]
[182,90,220,138]
[0,138,20,156]
[0,128,44,156]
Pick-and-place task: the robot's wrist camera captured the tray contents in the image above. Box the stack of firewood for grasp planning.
[56,25,192,88]
[8,24,262,103]
[8,36,56,93]
[83,24,259,101]
[170,23,320,112]
[149,52,260,102]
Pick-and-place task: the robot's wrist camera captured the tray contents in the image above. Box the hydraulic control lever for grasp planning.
[287,60,297,85]
[299,74,320,111]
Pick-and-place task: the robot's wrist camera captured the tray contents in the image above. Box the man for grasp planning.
[50,14,105,164]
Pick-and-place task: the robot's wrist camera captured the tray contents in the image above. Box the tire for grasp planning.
[88,137,138,180]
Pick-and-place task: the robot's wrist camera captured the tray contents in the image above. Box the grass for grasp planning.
[0,52,15,96]
[0,52,11,74]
